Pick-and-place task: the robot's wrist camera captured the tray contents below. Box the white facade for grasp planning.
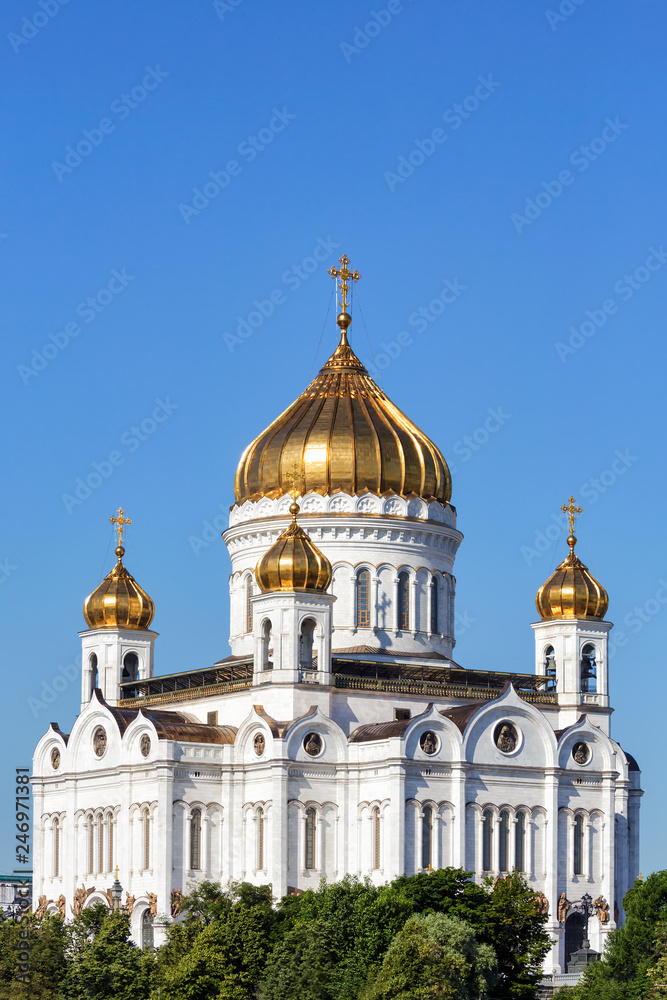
[32,473,641,974]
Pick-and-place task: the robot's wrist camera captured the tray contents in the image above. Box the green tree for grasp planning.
[62,905,154,1000]
[360,912,497,1000]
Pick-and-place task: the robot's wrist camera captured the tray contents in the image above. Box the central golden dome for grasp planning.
[234,321,451,505]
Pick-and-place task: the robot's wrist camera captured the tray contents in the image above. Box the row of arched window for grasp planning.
[481,809,527,873]
[543,644,598,693]
[83,812,115,876]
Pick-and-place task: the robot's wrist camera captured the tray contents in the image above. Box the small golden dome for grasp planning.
[536,535,608,621]
[255,502,332,593]
[83,545,155,630]
[234,321,451,505]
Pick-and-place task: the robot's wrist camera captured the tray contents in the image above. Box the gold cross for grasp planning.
[109,507,132,545]
[114,865,120,881]
[561,496,583,535]
[328,254,361,314]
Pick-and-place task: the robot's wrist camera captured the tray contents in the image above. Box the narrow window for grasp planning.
[545,646,557,692]
[372,807,381,869]
[53,818,60,878]
[515,812,526,872]
[482,810,493,872]
[122,651,139,683]
[107,813,114,873]
[581,645,597,693]
[398,571,410,630]
[98,815,104,874]
[257,808,265,870]
[88,816,94,875]
[143,808,150,871]
[574,814,584,875]
[246,576,253,633]
[89,652,98,696]
[430,577,439,633]
[305,808,316,870]
[300,619,316,671]
[356,569,371,627]
[261,620,273,671]
[190,808,202,870]
[422,806,433,870]
[499,810,510,872]
[141,908,154,949]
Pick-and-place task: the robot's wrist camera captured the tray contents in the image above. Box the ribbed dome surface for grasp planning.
[84,547,155,630]
[536,537,608,621]
[255,503,332,593]
[234,330,451,504]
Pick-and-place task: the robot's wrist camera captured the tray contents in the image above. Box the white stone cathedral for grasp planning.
[32,257,641,973]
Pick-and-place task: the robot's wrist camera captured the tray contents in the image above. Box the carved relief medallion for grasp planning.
[93,726,107,757]
[140,735,151,758]
[572,741,590,765]
[419,731,438,755]
[253,733,266,756]
[50,748,61,770]
[494,722,518,754]
[303,732,323,757]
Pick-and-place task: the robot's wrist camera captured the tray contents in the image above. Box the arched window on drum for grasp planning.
[355,569,371,627]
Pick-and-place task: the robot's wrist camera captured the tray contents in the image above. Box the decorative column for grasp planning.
[385,766,405,879]
[544,769,561,973]
[202,814,210,875]
[450,765,466,869]
[603,771,616,925]
[153,765,174,947]
[526,813,534,879]
[317,813,325,874]
[475,810,483,877]
[271,763,288,899]
[434,812,443,869]
[492,813,500,874]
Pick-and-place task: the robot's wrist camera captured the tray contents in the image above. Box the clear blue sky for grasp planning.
[2,0,666,876]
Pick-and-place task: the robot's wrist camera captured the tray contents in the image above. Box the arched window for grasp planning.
[98,814,104,874]
[499,810,510,872]
[422,806,433,870]
[141,908,154,949]
[190,808,202,870]
[300,619,316,671]
[482,810,493,872]
[515,812,526,872]
[87,816,94,875]
[121,652,139,683]
[53,818,60,878]
[574,814,584,875]
[545,646,557,692]
[261,620,273,671]
[430,577,439,633]
[107,812,114,873]
[257,808,265,871]
[305,807,316,870]
[245,576,253,633]
[356,569,371,627]
[143,808,150,871]
[372,807,381,870]
[398,571,410,630]
[581,645,597,693]
[89,653,98,696]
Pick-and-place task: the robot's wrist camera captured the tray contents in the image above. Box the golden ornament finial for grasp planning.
[328,254,361,328]
[283,463,304,521]
[114,865,120,880]
[561,495,582,549]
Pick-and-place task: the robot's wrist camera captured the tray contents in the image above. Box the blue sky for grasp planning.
[2,0,666,875]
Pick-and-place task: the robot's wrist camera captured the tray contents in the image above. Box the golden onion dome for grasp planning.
[234,314,451,505]
[255,501,332,593]
[83,545,155,630]
[536,534,608,621]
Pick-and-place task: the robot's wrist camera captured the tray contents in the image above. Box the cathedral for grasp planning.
[32,256,641,973]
